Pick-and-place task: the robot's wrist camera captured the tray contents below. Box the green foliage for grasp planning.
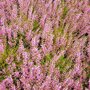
[62,6,68,19]
[61,0,65,4]
[61,0,68,19]
[55,55,73,73]
[32,20,40,32]
[0,39,19,70]
[0,44,9,70]
[17,31,30,49]
[53,26,64,44]
[13,77,18,86]
[22,13,28,21]
[87,73,90,78]
[85,67,90,79]
[83,67,90,89]
[41,53,53,65]
[58,26,64,34]
[0,47,18,70]
[0,37,19,81]
[0,60,8,71]
[0,75,6,82]
[13,59,22,71]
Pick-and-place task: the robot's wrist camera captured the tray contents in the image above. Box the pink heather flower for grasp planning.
[11,5,17,19]
[0,40,4,53]
[29,67,36,81]
[0,83,6,90]
[0,0,90,89]
[31,47,41,63]
[0,44,4,53]
[40,75,52,90]
[41,21,53,53]
[18,39,24,53]
[18,0,30,15]
[63,78,74,87]
[22,52,28,61]
[2,76,16,90]
[18,0,23,10]
[40,15,47,28]
[74,64,82,75]
[6,28,12,40]
[42,22,52,38]
[55,84,62,90]
[22,52,29,65]
[14,72,20,77]
[0,26,5,36]
[28,6,33,19]
[26,30,32,41]
[28,62,34,68]
[89,79,90,90]
[31,35,40,47]
[41,44,48,55]
[23,0,30,14]
[74,80,82,90]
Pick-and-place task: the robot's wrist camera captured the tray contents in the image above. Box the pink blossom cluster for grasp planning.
[0,0,90,90]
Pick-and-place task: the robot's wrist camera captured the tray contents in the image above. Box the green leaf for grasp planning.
[62,6,68,19]
[0,39,19,70]
[33,20,39,32]
[55,55,73,73]
[61,0,65,4]
[0,49,9,70]
[41,53,53,65]
[53,26,64,43]
[0,75,5,82]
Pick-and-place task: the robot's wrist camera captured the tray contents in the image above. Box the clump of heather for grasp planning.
[0,0,90,90]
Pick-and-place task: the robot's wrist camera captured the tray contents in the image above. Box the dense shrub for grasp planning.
[0,0,90,90]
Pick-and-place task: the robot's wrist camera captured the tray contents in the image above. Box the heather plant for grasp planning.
[0,0,90,90]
